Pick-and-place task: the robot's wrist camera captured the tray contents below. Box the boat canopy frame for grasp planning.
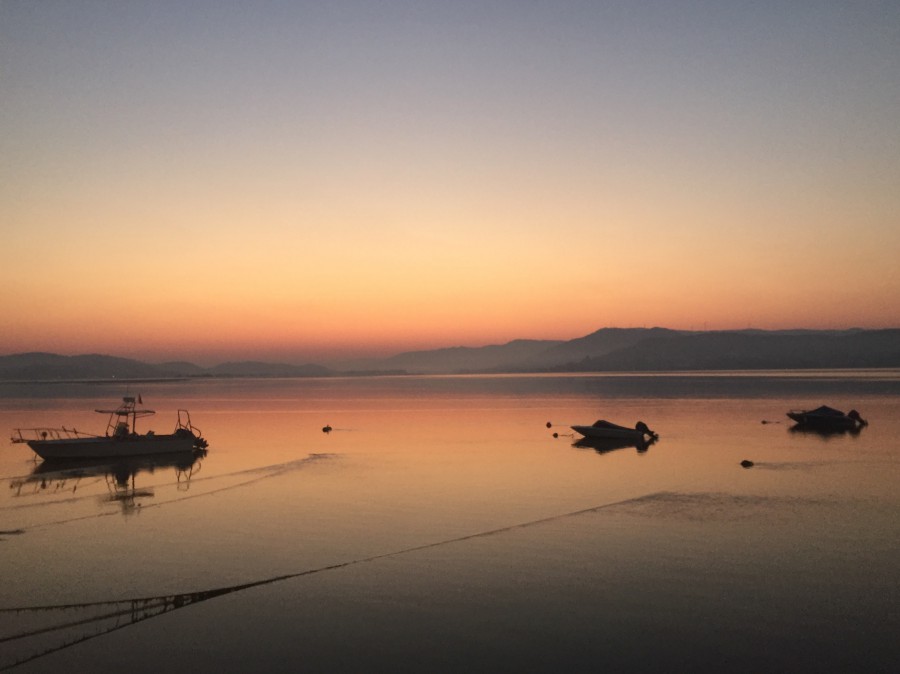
[96,397,157,437]
[11,397,204,445]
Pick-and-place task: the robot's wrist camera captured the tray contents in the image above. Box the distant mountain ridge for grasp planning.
[342,328,900,373]
[562,328,900,372]
[378,339,564,373]
[0,352,332,382]
[0,352,171,381]
[526,327,685,369]
[1,327,898,381]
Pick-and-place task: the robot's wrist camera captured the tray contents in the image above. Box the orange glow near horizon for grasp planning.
[3,4,899,364]
[3,178,899,365]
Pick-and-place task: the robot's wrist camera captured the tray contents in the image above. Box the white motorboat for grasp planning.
[11,396,208,460]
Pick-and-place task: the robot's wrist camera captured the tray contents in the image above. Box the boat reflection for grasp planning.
[573,436,657,455]
[12,450,207,512]
[787,424,864,439]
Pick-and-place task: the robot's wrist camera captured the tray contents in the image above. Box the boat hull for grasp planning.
[27,433,198,460]
[574,436,655,453]
[786,406,865,430]
[787,414,858,429]
[571,425,648,441]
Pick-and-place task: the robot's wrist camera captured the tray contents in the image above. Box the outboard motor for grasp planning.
[635,420,658,439]
[847,410,867,426]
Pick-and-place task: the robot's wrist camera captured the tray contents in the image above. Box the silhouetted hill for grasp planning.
[528,327,684,368]
[2,328,898,380]
[361,328,900,373]
[0,353,170,381]
[0,354,332,381]
[380,339,563,374]
[557,329,900,371]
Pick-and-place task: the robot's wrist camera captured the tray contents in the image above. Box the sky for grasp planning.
[2,1,899,365]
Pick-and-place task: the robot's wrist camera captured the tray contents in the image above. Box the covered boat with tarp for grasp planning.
[786,405,867,430]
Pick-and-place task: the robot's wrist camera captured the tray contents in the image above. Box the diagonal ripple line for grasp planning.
[0,491,670,671]
[1,491,668,614]
[0,599,171,643]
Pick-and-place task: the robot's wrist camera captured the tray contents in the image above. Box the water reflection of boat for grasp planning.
[788,424,863,439]
[571,419,659,443]
[11,450,206,510]
[573,436,656,454]
[786,406,867,432]
[11,396,208,460]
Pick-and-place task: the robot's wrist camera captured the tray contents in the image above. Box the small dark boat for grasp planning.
[571,419,658,442]
[786,405,867,430]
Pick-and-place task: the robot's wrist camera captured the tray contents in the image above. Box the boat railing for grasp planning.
[11,427,102,443]
[175,410,201,437]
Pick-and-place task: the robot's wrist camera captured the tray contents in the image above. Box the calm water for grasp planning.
[1,373,899,672]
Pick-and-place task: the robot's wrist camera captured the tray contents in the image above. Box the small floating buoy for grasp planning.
[322,425,332,434]
[740,460,754,468]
